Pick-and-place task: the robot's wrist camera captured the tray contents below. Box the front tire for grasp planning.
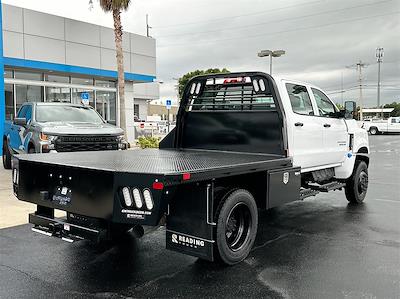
[2,140,12,169]
[214,189,258,265]
[369,127,378,135]
[345,160,368,204]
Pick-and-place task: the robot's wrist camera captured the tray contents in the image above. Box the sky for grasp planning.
[4,0,400,107]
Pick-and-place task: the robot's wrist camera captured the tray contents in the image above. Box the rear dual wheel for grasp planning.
[214,189,258,265]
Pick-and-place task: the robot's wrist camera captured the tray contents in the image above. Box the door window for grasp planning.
[25,106,33,123]
[286,83,314,115]
[312,88,337,117]
[17,105,28,118]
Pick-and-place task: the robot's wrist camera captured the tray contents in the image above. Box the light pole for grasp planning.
[376,47,384,119]
[257,49,286,75]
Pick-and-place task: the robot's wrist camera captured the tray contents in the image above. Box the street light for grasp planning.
[257,49,286,75]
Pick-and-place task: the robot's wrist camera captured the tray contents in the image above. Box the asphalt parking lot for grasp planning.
[0,135,399,298]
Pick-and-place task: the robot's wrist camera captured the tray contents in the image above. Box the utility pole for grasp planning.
[146,14,152,37]
[376,47,384,119]
[347,61,368,120]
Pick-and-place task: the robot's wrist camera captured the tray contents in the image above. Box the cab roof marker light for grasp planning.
[143,189,154,210]
[132,188,143,209]
[122,187,132,207]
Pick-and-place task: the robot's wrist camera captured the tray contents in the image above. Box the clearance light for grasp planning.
[182,173,191,181]
[132,188,143,209]
[122,187,132,207]
[143,189,154,210]
[152,182,164,190]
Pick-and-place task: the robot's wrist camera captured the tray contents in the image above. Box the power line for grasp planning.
[153,0,326,29]
[158,11,400,48]
[155,0,394,38]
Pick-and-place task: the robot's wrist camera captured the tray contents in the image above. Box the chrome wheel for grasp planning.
[358,171,368,196]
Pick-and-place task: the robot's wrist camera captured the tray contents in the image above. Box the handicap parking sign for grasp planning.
[81,92,90,105]
[166,99,172,110]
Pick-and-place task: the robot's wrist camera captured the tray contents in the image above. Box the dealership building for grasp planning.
[0,2,158,146]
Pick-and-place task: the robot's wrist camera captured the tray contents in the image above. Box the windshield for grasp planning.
[36,105,104,123]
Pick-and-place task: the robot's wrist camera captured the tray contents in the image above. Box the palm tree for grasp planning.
[97,0,131,139]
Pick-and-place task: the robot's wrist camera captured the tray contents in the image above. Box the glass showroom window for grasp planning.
[14,71,43,81]
[15,85,44,111]
[45,86,71,103]
[45,74,70,83]
[71,77,94,85]
[72,88,94,107]
[95,79,116,88]
[96,91,116,124]
[5,84,14,119]
[4,69,13,78]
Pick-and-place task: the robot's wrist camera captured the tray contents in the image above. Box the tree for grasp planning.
[97,0,131,139]
[178,68,230,98]
[384,102,400,117]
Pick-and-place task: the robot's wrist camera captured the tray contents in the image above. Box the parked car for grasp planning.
[2,102,128,169]
[13,72,369,265]
[362,117,400,134]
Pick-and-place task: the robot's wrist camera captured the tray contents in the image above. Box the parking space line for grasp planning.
[371,198,400,204]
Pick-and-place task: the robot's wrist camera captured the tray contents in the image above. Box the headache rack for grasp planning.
[186,76,276,112]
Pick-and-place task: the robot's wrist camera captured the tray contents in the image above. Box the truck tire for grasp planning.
[2,140,12,169]
[214,189,258,265]
[345,161,368,204]
[369,127,378,135]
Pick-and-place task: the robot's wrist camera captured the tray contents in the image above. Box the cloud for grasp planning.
[5,0,400,106]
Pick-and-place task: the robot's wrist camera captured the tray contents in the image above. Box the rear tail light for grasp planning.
[152,182,164,190]
[143,189,154,210]
[122,187,132,207]
[132,188,143,209]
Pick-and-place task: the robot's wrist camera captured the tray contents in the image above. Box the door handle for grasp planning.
[324,124,331,128]
[295,122,304,127]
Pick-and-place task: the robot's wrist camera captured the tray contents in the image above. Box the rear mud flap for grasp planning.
[166,183,215,261]
[166,230,214,261]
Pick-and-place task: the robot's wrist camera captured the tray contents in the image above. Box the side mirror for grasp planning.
[344,101,357,119]
[13,117,27,126]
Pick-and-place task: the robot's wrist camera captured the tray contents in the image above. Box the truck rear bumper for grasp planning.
[29,213,106,243]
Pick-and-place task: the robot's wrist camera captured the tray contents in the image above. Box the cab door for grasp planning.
[310,88,348,165]
[388,117,400,132]
[284,82,324,170]
[9,105,28,154]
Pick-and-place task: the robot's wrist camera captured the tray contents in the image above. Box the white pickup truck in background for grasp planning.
[362,117,400,135]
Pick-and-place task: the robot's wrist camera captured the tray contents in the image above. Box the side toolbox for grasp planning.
[267,167,301,208]
[166,182,215,261]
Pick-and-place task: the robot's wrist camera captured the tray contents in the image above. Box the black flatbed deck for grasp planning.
[17,149,291,180]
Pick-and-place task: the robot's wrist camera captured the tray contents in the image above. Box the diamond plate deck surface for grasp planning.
[17,149,289,175]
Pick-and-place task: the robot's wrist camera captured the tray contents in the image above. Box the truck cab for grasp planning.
[274,76,369,176]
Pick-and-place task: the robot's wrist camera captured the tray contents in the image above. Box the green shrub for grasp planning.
[137,136,160,149]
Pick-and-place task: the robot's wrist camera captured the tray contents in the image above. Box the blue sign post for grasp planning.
[166,99,172,110]
[81,92,90,105]
[166,100,172,133]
